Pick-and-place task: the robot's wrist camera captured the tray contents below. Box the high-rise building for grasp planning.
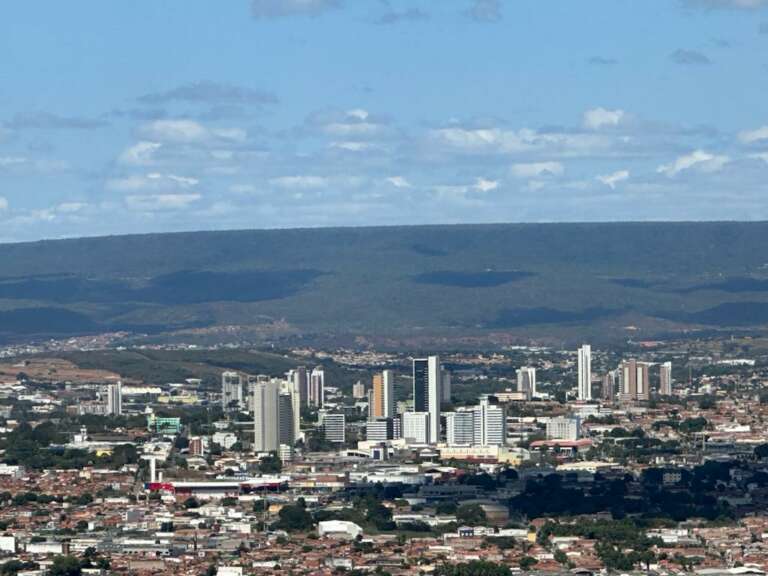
[472,396,505,446]
[287,367,309,406]
[319,411,345,444]
[413,356,441,443]
[371,370,395,419]
[619,359,650,402]
[278,393,295,447]
[516,367,537,398]
[366,418,394,442]
[106,381,122,416]
[546,416,581,441]
[222,371,243,411]
[445,410,475,446]
[602,371,616,402]
[660,362,673,396]
[309,366,325,408]
[577,345,592,401]
[253,380,280,453]
[401,412,430,444]
[279,378,302,445]
[620,359,637,402]
[441,369,452,403]
[636,362,650,401]
[352,381,366,400]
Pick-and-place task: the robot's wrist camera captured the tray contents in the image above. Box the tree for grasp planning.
[183,497,201,509]
[274,502,313,532]
[259,452,282,474]
[456,504,486,526]
[75,493,93,506]
[49,556,81,576]
[519,557,538,571]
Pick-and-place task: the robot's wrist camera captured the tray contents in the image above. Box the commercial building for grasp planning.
[413,356,441,443]
[319,412,346,444]
[577,345,592,401]
[402,411,430,444]
[366,418,394,442]
[352,381,366,400]
[546,416,581,441]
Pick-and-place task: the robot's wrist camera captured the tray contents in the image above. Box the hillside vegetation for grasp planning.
[1,222,768,344]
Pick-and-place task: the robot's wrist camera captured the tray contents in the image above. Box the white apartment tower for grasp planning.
[473,396,505,446]
[660,362,673,396]
[445,410,475,446]
[413,356,442,443]
[106,381,123,416]
[577,345,592,401]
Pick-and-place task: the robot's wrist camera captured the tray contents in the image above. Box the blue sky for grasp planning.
[1,0,768,242]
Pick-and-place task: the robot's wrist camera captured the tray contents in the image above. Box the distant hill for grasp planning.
[2,222,768,346]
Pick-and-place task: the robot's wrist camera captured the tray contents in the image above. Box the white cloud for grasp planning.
[386,176,411,188]
[119,141,162,166]
[56,202,87,213]
[657,150,730,177]
[583,107,625,130]
[324,123,381,138]
[347,109,369,120]
[147,172,199,188]
[473,177,499,192]
[430,126,612,156]
[596,170,630,189]
[125,193,201,211]
[510,161,564,178]
[749,152,768,164]
[270,175,329,189]
[330,141,373,152]
[0,197,7,211]
[139,119,246,144]
[739,125,768,144]
[0,156,27,167]
[107,172,199,191]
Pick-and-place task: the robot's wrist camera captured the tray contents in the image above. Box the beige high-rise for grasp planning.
[371,369,394,419]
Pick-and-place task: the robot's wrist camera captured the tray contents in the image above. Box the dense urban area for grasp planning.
[0,334,766,575]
